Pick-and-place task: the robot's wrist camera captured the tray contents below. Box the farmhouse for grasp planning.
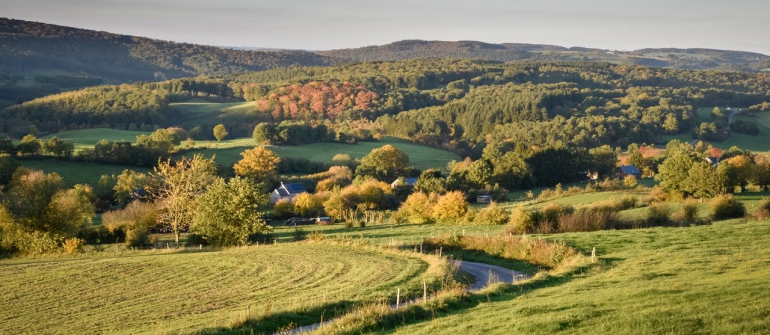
[705,156,719,167]
[477,195,492,204]
[617,165,642,179]
[270,182,308,204]
[390,177,417,188]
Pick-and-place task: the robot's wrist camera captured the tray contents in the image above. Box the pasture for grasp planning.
[167,99,262,126]
[381,219,770,334]
[181,137,460,171]
[661,107,770,152]
[18,159,151,187]
[0,243,436,335]
[41,128,151,150]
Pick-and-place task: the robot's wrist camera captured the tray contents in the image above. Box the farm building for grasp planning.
[617,165,642,179]
[705,156,719,167]
[477,195,492,204]
[390,177,417,188]
[270,182,308,204]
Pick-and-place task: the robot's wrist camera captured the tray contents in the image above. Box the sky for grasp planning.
[2,0,769,55]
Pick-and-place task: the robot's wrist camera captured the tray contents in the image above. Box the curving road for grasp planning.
[285,260,530,334]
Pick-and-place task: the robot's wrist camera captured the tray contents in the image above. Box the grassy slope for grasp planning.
[167,100,261,126]
[662,107,770,152]
[381,220,770,334]
[42,128,151,146]
[0,243,429,335]
[180,137,460,171]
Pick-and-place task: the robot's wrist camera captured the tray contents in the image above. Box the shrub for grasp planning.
[432,191,469,223]
[394,192,434,224]
[272,199,295,219]
[646,203,672,226]
[679,200,700,224]
[647,186,668,203]
[557,209,617,232]
[755,198,770,220]
[623,175,638,188]
[588,199,622,213]
[617,195,639,211]
[62,237,85,254]
[506,206,534,234]
[710,194,746,220]
[595,178,623,191]
[474,202,509,225]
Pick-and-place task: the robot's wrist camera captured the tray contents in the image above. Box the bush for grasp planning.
[679,200,700,224]
[506,206,534,234]
[432,191,469,223]
[474,202,509,225]
[617,195,639,211]
[646,203,672,226]
[755,198,770,219]
[62,237,85,254]
[647,186,669,203]
[710,194,746,220]
[623,175,638,188]
[272,199,295,219]
[557,209,617,232]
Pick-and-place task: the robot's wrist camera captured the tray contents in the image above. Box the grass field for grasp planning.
[167,99,262,126]
[41,128,151,150]
[0,243,435,335]
[381,219,770,334]
[18,159,150,187]
[661,107,770,152]
[180,137,461,171]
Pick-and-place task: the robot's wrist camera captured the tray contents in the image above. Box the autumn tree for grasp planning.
[724,155,755,192]
[355,145,411,182]
[113,169,149,206]
[16,134,41,156]
[213,124,228,142]
[432,191,469,223]
[233,146,281,184]
[102,200,157,247]
[191,177,270,247]
[149,154,217,247]
[393,192,434,224]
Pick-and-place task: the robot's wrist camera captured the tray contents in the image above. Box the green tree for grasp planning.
[0,138,14,155]
[588,145,618,179]
[233,146,281,184]
[253,123,277,144]
[683,161,724,199]
[414,169,447,194]
[149,154,217,247]
[113,170,149,206]
[192,177,270,247]
[355,145,411,182]
[655,146,700,195]
[466,158,494,189]
[102,200,158,247]
[16,134,41,156]
[0,155,19,186]
[213,124,228,142]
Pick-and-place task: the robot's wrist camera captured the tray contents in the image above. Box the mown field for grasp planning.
[379,219,770,334]
[41,128,151,150]
[0,243,434,335]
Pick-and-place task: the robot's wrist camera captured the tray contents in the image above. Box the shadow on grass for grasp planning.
[195,301,356,335]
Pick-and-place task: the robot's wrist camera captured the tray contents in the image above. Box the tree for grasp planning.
[42,136,74,157]
[465,158,494,189]
[752,155,770,191]
[103,200,158,247]
[588,145,618,179]
[725,155,755,192]
[0,138,14,155]
[293,192,323,217]
[113,170,149,206]
[432,191,469,223]
[213,124,228,142]
[192,177,270,247]
[655,147,700,195]
[149,154,217,247]
[16,134,41,156]
[355,145,411,181]
[414,169,447,194]
[233,146,281,183]
[253,123,277,144]
[0,155,19,186]
[683,161,724,199]
[394,192,434,224]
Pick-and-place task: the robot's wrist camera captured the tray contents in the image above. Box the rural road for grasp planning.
[286,261,530,334]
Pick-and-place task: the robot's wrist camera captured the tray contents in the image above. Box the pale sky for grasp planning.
[2,0,769,55]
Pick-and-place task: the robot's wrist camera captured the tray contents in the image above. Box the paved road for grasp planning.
[285,260,530,334]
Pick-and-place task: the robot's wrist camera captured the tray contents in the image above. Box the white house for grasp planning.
[270,182,308,204]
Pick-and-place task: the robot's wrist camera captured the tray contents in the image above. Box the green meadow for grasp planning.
[18,159,151,187]
[167,99,262,125]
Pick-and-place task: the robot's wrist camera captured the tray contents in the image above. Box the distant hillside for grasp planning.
[319,39,770,72]
[317,40,532,62]
[0,18,337,103]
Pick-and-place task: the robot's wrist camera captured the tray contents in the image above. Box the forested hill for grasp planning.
[316,40,533,62]
[0,18,336,82]
[3,59,769,156]
[318,40,770,72]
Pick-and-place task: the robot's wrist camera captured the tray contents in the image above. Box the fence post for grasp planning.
[423,281,427,303]
[396,288,400,309]
[591,247,596,263]
[420,243,423,253]
[439,247,442,257]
